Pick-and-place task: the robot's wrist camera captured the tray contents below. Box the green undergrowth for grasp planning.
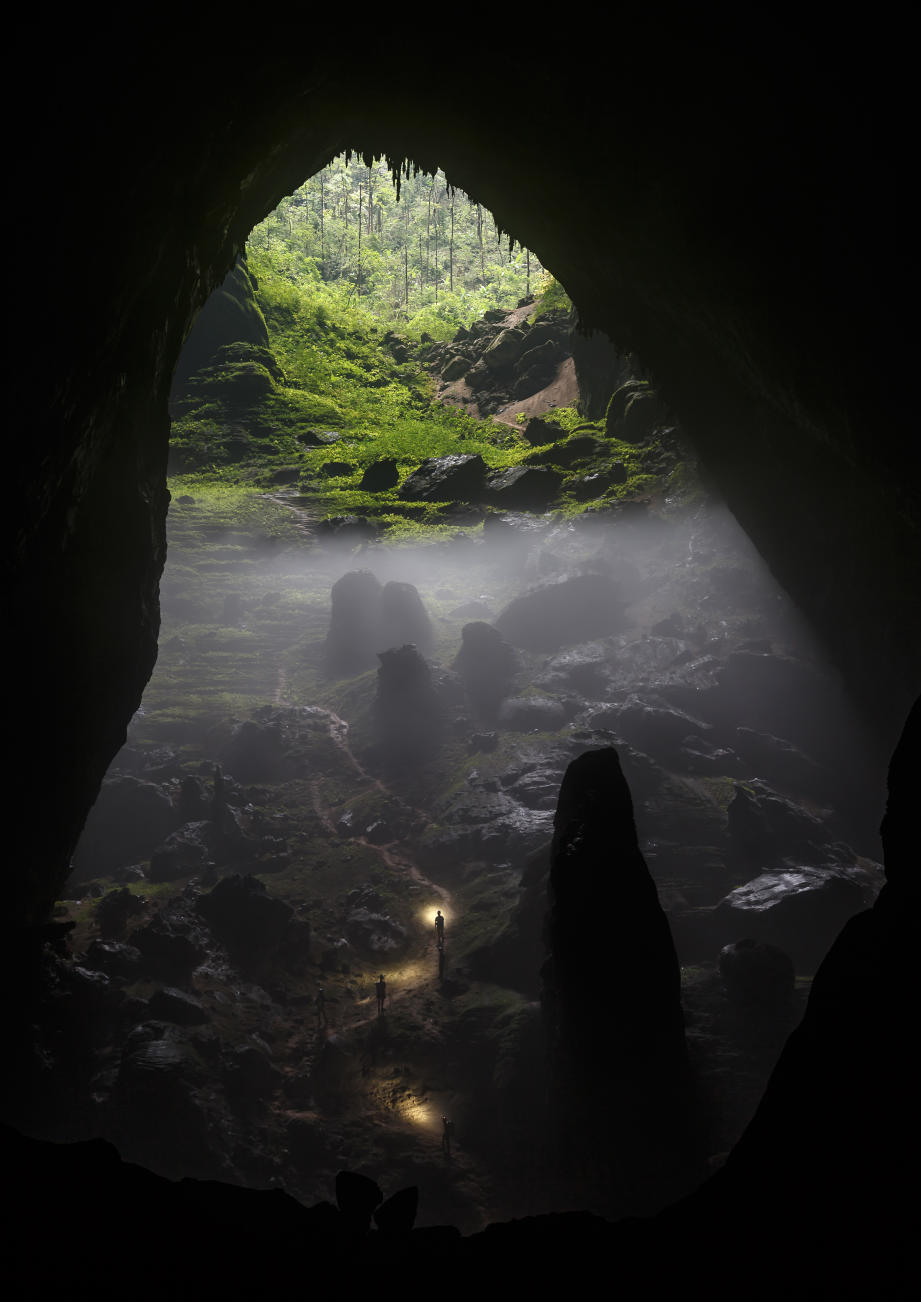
[170,249,684,537]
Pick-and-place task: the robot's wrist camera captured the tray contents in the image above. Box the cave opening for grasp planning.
[4,28,917,1292]
[30,154,887,1232]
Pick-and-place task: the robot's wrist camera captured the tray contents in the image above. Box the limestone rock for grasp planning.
[324,570,383,675]
[483,327,527,369]
[196,874,293,961]
[498,696,566,732]
[495,573,625,650]
[398,454,487,502]
[358,458,399,492]
[522,416,566,446]
[454,621,518,720]
[379,580,433,654]
[485,465,563,508]
[713,861,882,970]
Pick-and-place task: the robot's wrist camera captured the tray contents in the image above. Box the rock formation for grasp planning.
[542,747,695,1212]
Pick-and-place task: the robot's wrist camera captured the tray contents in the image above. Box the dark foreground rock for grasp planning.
[542,747,696,1211]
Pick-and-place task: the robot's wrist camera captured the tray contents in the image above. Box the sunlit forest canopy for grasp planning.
[248,153,565,339]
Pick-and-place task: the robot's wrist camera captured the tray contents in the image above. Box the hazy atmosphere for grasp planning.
[48,156,886,1231]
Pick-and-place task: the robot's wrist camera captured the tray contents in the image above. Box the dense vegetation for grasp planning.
[249,153,551,340]
[168,156,686,543]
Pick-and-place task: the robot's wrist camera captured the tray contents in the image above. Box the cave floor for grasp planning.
[46,482,881,1229]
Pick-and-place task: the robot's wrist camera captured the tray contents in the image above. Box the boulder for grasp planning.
[513,339,562,395]
[314,515,378,542]
[727,780,830,870]
[485,465,563,508]
[522,416,566,446]
[713,862,882,971]
[344,907,407,952]
[495,573,625,650]
[297,429,342,447]
[71,776,178,879]
[132,908,209,983]
[318,460,354,475]
[146,986,210,1026]
[538,645,611,698]
[498,696,566,732]
[84,938,142,977]
[324,570,384,675]
[374,644,443,764]
[454,621,518,720]
[94,887,146,939]
[358,458,399,492]
[196,874,293,962]
[483,327,527,369]
[223,718,285,781]
[379,581,433,654]
[223,1040,281,1109]
[398,454,487,502]
[604,696,713,760]
[148,821,211,883]
[441,354,469,382]
[525,436,605,467]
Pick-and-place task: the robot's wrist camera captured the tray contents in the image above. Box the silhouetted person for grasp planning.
[376,973,387,1015]
[435,910,445,947]
[315,987,327,1030]
[441,1115,455,1156]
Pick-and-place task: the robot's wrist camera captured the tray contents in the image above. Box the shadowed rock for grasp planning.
[325,572,433,677]
[358,458,399,492]
[324,570,384,675]
[373,1185,418,1235]
[379,580,432,654]
[373,644,443,765]
[542,746,695,1211]
[713,861,882,971]
[719,938,795,1011]
[398,454,487,502]
[453,621,518,720]
[496,573,625,651]
[196,873,293,963]
[485,465,563,508]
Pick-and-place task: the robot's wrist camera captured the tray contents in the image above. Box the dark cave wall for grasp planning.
[5,20,917,924]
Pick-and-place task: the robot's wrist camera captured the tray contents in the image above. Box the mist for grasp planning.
[55,477,884,1229]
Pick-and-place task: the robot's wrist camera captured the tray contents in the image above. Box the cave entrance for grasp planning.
[54,152,887,1231]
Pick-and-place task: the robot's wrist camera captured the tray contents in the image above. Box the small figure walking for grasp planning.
[434,910,445,948]
[315,987,327,1030]
[441,1115,455,1157]
[376,973,387,1015]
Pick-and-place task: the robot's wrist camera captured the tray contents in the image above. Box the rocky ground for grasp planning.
[8,310,886,1232]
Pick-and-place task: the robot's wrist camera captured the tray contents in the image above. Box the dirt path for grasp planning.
[270,682,456,1014]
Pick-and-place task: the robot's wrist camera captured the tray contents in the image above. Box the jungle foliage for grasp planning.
[248,153,563,340]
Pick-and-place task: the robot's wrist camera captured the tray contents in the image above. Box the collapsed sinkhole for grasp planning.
[30,163,888,1230]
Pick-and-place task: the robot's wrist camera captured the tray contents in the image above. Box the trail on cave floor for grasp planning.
[269,667,493,1213]
[272,673,456,1018]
